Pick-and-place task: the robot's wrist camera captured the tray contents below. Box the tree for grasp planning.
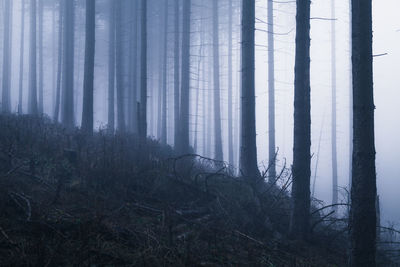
[267,0,276,182]
[177,0,191,154]
[81,0,96,134]
[38,0,44,114]
[108,0,115,133]
[115,0,125,133]
[227,0,233,166]
[212,0,223,162]
[128,0,138,133]
[173,0,180,149]
[349,0,377,265]
[161,0,169,145]
[18,0,25,114]
[61,0,75,128]
[28,0,38,115]
[289,0,311,240]
[54,0,63,121]
[331,0,338,211]
[240,0,259,179]
[2,0,12,113]
[139,0,148,141]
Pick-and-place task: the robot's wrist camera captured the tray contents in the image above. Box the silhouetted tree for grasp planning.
[108,0,115,133]
[139,0,148,141]
[289,0,311,240]
[349,0,377,265]
[161,0,169,144]
[81,0,95,134]
[38,0,44,114]
[61,0,75,128]
[240,0,259,179]
[173,0,180,148]
[227,0,233,166]
[267,0,276,182]
[28,0,38,115]
[2,0,12,113]
[115,0,125,133]
[54,0,63,121]
[177,0,191,154]
[18,0,25,114]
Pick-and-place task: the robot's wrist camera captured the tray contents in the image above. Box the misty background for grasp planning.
[1,0,399,225]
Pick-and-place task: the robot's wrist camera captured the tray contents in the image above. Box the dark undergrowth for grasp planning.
[0,114,393,266]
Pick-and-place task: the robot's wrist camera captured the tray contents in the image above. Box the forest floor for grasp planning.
[0,115,392,266]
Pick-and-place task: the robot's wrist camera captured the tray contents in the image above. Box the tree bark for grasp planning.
[349,0,377,265]
[115,0,125,133]
[212,0,223,161]
[18,0,25,114]
[81,0,96,134]
[240,0,259,179]
[289,0,311,240]
[54,0,63,121]
[331,0,338,211]
[38,0,44,114]
[173,0,180,149]
[28,0,38,115]
[2,0,12,113]
[61,0,75,128]
[108,0,115,133]
[177,0,191,154]
[139,0,148,141]
[267,0,276,182]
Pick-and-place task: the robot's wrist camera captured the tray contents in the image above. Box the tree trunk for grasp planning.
[161,0,169,145]
[108,0,115,133]
[2,0,12,113]
[212,0,223,161]
[267,0,276,182]
[178,0,191,154]
[349,0,376,265]
[227,0,233,166]
[61,0,75,128]
[128,0,138,133]
[331,0,338,211]
[289,0,311,240]
[28,0,38,115]
[240,0,259,179]
[18,0,25,114]
[115,0,125,133]
[38,0,43,114]
[81,0,95,134]
[139,0,147,141]
[54,0,63,121]
[173,0,180,149]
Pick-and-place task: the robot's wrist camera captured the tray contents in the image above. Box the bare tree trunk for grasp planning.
[139,0,147,141]
[331,0,338,211]
[267,0,276,182]
[128,0,138,133]
[212,0,223,161]
[227,0,233,166]
[2,0,12,113]
[38,0,43,114]
[289,0,311,240]
[177,0,191,154]
[108,0,115,133]
[240,0,259,179]
[18,0,25,114]
[81,0,95,134]
[61,0,75,128]
[161,0,169,144]
[28,0,38,115]
[173,0,180,148]
[115,0,125,133]
[349,0,376,265]
[54,0,63,121]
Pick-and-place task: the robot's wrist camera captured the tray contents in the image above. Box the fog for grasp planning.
[1,0,399,228]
